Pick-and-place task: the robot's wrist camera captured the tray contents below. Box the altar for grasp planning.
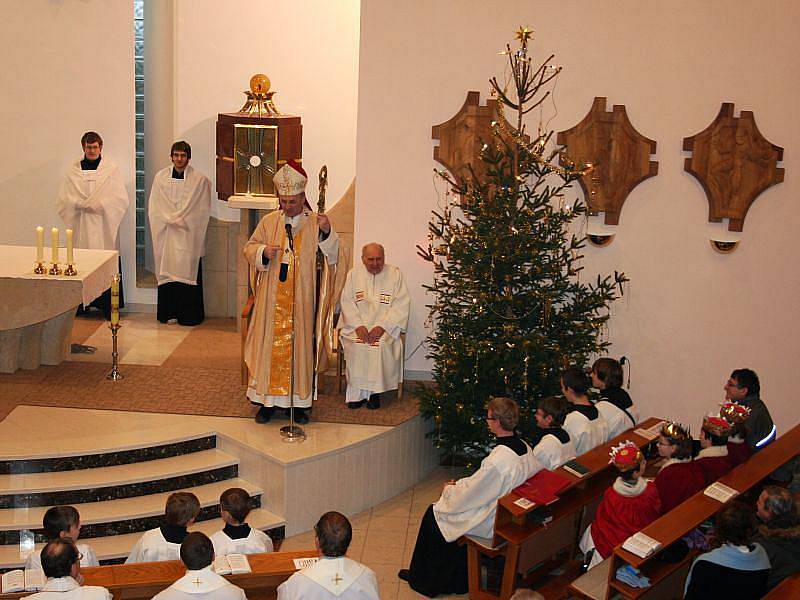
[0,245,119,373]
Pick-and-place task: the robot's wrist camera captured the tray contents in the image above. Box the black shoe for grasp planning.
[294,409,310,424]
[348,401,365,409]
[398,569,410,582]
[254,406,273,424]
[367,393,381,410]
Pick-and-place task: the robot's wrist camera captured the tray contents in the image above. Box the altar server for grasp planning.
[26,506,99,573]
[57,131,129,318]
[338,243,410,410]
[211,487,273,556]
[126,492,199,564]
[591,357,638,437]
[148,141,211,326]
[532,396,577,470]
[561,368,609,454]
[277,511,379,600]
[153,533,246,600]
[399,397,542,597]
[26,539,111,600]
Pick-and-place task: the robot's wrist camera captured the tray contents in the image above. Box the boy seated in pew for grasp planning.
[653,422,706,513]
[210,487,273,556]
[721,401,753,467]
[590,357,638,438]
[561,368,609,454]
[26,506,99,574]
[532,396,577,470]
[126,492,200,564]
[579,440,661,569]
[695,414,734,485]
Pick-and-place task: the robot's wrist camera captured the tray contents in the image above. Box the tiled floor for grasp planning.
[280,465,469,600]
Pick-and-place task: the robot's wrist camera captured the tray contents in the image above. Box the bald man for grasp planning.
[338,244,410,409]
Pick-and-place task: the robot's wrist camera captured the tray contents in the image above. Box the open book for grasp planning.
[293,557,320,570]
[213,553,252,575]
[704,482,738,503]
[622,532,662,559]
[633,421,665,441]
[1,568,45,593]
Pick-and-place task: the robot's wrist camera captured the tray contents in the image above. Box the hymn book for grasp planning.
[293,557,319,570]
[213,553,252,575]
[562,459,590,478]
[1,568,45,593]
[633,421,665,441]
[704,482,739,503]
[622,532,662,559]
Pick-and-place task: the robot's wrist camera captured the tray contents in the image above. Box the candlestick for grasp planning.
[110,274,120,325]
[51,227,59,264]
[36,226,44,262]
[66,229,74,265]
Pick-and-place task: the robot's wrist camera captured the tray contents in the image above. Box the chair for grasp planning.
[337,331,405,399]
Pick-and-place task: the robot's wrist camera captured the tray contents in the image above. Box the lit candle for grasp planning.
[36,226,44,262]
[66,229,74,265]
[110,275,120,325]
[51,227,59,264]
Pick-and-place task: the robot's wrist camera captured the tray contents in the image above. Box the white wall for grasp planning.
[356,0,800,432]
[0,0,137,299]
[172,0,360,221]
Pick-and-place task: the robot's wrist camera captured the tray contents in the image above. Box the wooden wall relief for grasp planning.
[431,91,526,191]
[557,97,658,227]
[683,102,784,233]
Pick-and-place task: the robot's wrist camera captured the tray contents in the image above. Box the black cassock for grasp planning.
[157,258,205,326]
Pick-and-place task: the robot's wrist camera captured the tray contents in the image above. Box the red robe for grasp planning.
[727,438,751,467]
[654,460,706,513]
[696,450,733,485]
[592,481,662,558]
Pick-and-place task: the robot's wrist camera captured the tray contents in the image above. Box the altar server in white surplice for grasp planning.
[25,539,111,600]
[211,488,273,556]
[148,141,211,326]
[533,396,578,471]
[153,533,246,600]
[277,512,378,600]
[126,493,199,564]
[338,243,410,410]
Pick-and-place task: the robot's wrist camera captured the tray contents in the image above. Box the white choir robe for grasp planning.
[564,410,610,455]
[210,528,273,556]
[152,566,246,600]
[338,264,410,403]
[148,165,211,285]
[57,158,129,250]
[26,542,99,571]
[24,577,110,600]
[277,556,379,600]
[596,400,637,439]
[533,433,577,471]
[434,443,542,542]
[125,528,180,564]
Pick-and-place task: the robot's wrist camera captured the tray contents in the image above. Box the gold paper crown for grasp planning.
[702,414,732,437]
[720,401,751,425]
[609,440,643,472]
[660,421,691,442]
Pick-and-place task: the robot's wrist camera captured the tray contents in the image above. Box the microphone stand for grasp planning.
[280,225,306,443]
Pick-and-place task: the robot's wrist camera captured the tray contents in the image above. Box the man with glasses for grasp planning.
[25,539,111,599]
[723,368,775,451]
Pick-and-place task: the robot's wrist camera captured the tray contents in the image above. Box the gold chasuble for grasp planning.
[243,210,338,408]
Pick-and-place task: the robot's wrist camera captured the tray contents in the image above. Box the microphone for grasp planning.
[285,223,294,251]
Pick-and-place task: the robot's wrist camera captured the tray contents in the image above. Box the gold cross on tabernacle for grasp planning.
[332,573,343,585]
[192,577,202,588]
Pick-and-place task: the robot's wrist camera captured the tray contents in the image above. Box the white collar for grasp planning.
[612,476,647,497]
[302,556,365,596]
[658,457,691,472]
[729,435,745,444]
[43,577,81,592]
[697,445,729,459]
[171,566,230,594]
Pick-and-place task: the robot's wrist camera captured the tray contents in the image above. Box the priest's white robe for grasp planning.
[244,210,339,409]
[433,443,542,542]
[533,433,577,471]
[338,264,410,403]
[56,158,129,250]
[152,566,246,600]
[24,577,110,600]
[26,543,99,571]
[564,410,609,455]
[277,556,379,600]
[125,528,180,564]
[148,166,211,286]
[210,528,273,556]
[596,400,637,439]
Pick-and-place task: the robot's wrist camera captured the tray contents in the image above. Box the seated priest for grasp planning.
[591,357,638,437]
[398,397,542,597]
[57,131,129,319]
[148,141,211,326]
[338,243,410,410]
[153,532,246,600]
[561,368,609,455]
[532,395,577,471]
[26,539,111,600]
[277,511,379,599]
[695,414,734,485]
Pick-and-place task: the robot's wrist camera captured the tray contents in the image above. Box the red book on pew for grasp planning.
[513,469,572,506]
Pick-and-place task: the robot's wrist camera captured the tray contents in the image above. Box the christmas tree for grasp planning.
[417,27,628,466]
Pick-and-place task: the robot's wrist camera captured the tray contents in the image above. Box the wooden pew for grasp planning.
[764,571,800,598]
[0,550,317,600]
[465,417,665,600]
[604,424,800,600]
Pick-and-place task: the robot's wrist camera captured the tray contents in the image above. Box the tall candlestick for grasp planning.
[66,229,74,265]
[110,275,120,325]
[36,226,44,262]
[51,227,59,264]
